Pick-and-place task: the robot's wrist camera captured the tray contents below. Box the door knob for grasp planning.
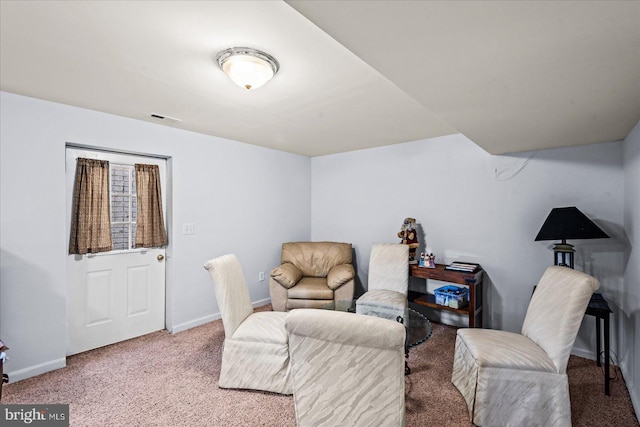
[157,254,165,261]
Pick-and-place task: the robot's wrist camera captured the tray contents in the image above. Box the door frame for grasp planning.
[64,143,174,354]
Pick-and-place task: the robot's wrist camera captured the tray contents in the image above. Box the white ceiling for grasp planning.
[1,1,638,157]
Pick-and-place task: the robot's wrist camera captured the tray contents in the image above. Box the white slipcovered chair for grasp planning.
[204,254,292,394]
[286,309,406,427]
[451,266,599,426]
[356,243,409,322]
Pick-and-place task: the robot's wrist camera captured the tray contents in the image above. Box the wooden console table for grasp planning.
[409,264,483,327]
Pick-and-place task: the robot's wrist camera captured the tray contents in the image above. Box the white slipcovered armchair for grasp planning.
[286,309,406,427]
[451,266,599,426]
[356,243,409,322]
[204,254,292,394]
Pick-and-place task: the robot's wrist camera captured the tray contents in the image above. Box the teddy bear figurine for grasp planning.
[398,217,419,264]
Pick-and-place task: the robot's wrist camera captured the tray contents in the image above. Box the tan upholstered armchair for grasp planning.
[269,242,355,312]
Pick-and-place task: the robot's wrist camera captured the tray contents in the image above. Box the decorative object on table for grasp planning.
[419,252,436,268]
[445,261,481,273]
[535,206,609,268]
[204,254,292,394]
[427,253,436,268]
[434,285,469,309]
[398,217,419,264]
[451,266,599,426]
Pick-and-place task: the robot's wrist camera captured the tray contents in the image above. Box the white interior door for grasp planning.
[66,147,167,355]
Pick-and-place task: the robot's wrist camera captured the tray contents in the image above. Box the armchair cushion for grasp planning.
[288,277,334,300]
[327,263,355,290]
[270,263,303,289]
[231,311,289,344]
[456,329,556,372]
[356,289,408,322]
[358,289,406,308]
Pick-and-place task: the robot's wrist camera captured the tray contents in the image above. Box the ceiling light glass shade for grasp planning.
[216,47,279,90]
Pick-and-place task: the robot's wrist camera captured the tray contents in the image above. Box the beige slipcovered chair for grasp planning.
[269,242,355,312]
[451,266,599,426]
[286,309,406,427]
[204,254,292,394]
[356,243,409,322]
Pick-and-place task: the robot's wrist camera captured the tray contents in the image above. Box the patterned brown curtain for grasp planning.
[69,158,113,254]
[135,164,168,248]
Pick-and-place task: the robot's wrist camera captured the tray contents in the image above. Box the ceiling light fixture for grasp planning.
[215,47,279,90]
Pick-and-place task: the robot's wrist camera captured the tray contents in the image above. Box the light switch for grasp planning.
[183,223,195,235]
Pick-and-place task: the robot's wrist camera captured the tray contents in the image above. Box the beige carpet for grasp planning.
[2,306,638,426]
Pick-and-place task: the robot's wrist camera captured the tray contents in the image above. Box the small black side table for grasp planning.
[586,293,611,396]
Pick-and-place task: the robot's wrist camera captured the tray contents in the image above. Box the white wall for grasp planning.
[1,89,636,413]
[311,134,625,356]
[0,92,311,381]
[622,121,640,414]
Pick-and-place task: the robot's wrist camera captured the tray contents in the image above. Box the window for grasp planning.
[110,164,137,251]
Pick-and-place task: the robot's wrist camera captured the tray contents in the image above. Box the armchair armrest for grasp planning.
[270,263,303,289]
[327,264,355,290]
[286,309,405,349]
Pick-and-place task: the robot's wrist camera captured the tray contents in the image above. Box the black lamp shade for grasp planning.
[535,207,609,241]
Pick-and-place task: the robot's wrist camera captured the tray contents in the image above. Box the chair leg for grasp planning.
[397,315,411,375]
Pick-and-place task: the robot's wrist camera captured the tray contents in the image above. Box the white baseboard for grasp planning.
[628,380,640,421]
[619,357,640,420]
[571,346,597,362]
[574,346,639,420]
[5,357,66,383]
[252,297,271,308]
[170,313,221,334]
[169,298,271,334]
[5,300,273,383]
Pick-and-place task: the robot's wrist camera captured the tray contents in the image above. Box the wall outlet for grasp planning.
[183,223,195,235]
[259,272,265,281]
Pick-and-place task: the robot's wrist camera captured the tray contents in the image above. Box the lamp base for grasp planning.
[553,242,575,269]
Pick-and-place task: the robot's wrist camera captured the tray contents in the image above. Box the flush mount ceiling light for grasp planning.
[215,47,279,90]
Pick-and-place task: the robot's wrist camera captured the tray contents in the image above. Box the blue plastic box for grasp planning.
[434,285,469,309]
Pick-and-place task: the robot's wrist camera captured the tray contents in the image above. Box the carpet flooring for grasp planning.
[2,306,638,426]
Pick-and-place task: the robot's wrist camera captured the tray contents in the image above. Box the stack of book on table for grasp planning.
[445,262,480,273]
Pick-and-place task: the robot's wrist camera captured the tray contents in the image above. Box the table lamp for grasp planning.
[535,206,609,268]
